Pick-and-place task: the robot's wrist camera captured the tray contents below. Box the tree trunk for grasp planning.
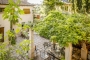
[9,21,13,45]
[10,21,13,30]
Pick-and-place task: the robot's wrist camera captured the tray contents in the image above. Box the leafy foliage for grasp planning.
[43,0,64,15]
[0,40,30,60]
[3,0,24,24]
[71,0,90,13]
[50,36,57,42]
[0,34,2,39]
[34,11,90,46]
[3,0,24,45]
[0,42,13,60]
[34,11,66,39]
[43,0,55,15]
[7,30,16,45]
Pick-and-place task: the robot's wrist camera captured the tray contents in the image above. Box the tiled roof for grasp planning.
[0,0,34,6]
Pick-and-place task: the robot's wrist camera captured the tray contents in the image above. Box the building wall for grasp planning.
[0,13,10,42]
[0,5,34,42]
[13,6,34,30]
[60,3,72,14]
[19,6,34,23]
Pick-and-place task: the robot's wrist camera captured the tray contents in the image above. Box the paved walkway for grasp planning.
[34,34,49,50]
[16,34,50,48]
[34,34,50,60]
[16,33,50,60]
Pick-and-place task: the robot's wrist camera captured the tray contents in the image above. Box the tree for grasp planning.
[71,0,90,13]
[85,0,90,12]
[3,0,23,30]
[43,0,64,15]
[3,0,24,45]
[43,0,55,15]
[34,11,66,44]
[76,0,82,11]
[34,11,90,46]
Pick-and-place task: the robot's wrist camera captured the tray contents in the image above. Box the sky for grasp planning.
[28,0,43,4]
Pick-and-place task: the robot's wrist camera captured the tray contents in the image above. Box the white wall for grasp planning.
[0,13,10,42]
[0,5,34,42]
[13,6,34,30]
[19,6,34,23]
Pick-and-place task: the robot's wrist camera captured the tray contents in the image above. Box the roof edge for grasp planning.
[0,4,35,6]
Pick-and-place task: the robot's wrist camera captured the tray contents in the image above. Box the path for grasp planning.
[34,34,50,60]
[16,33,50,60]
[16,33,50,49]
[34,34,49,50]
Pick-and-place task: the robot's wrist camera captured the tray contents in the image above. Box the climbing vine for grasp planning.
[34,11,90,46]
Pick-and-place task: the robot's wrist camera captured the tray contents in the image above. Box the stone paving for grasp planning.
[34,34,50,60]
[16,36,24,44]
[16,33,50,49]
[16,33,50,60]
[34,34,49,50]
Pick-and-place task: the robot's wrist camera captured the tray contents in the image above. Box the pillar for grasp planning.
[65,43,72,60]
[29,29,35,59]
[81,43,87,60]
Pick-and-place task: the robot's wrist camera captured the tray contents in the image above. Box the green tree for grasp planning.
[3,0,23,30]
[34,11,66,39]
[71,0,90,13]
[34,11,90,46]
[43,0,64,15]
[43,0,55,15]
[85,0,90,12]
[76,0,82,11]
[3,0,24,45]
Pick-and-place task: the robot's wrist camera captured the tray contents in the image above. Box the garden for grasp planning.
[34,11,90,60]
[0,0,90,60]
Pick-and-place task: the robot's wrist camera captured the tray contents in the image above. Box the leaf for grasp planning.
[15,28,20,34]
[3,0,24,24]
[0,34,2,39]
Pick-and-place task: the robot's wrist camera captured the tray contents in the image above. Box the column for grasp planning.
[65,43,72,60]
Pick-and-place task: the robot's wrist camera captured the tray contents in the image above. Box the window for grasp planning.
[34,15,40,19]
[23,8,30,14]
[0,27,4,42]
[65,6,68,11]
[0,8,4,12]
[37,15,40,19]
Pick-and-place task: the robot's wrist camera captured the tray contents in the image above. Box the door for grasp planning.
[0,27,4,42]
